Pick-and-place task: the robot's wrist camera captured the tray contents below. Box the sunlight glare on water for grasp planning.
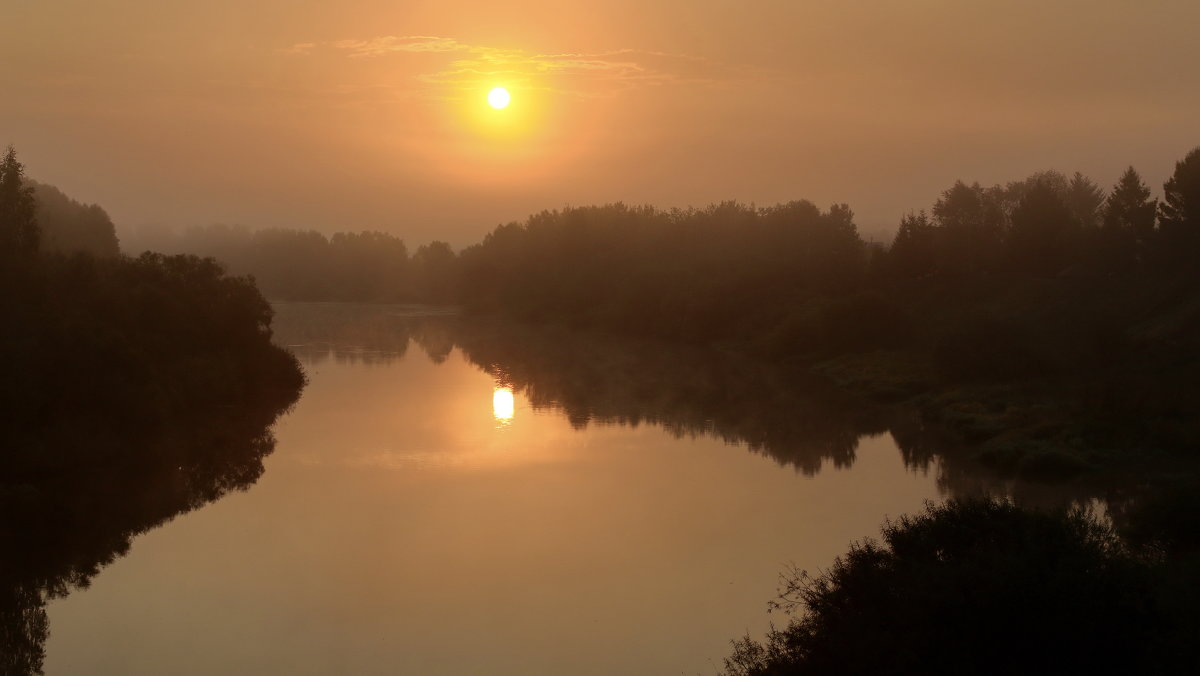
[492,385,515,423]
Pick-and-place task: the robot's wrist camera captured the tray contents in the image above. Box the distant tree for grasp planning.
[1007,179,1077,275]
[1157,146,1200,260]
[0,146,39,255]
[824,203,856,235]
[931,181,1005,273]
[247,228,330,299]
[888,210,938,277]
[1003,170,1070,213]
[28,180,120,257]
[457,200,868,337]
[1064,172,1105,229]
[1099,167,1157,270]
[754,200,865,293]
[328,231,409,300]
[816,203,866,289]
[1105,167,1158,239]
[411,240,457,302]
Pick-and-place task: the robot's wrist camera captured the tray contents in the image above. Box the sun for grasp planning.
[487,87,511,110]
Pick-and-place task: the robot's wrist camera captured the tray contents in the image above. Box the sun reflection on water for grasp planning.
[492,386,515,425]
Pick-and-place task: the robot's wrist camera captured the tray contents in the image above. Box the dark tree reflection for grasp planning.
[274,303,1139,512]
[269,302,459,365]
[442,320,1157,518]
[0,249,305,675]
[443,319,887,476]
[0,393,296,674]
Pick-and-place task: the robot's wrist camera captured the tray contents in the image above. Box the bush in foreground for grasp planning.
[724,499,1193,675]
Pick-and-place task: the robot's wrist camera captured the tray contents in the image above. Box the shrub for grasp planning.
[724,499,1181,675]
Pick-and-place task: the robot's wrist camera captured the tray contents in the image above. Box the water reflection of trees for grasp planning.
[270,302,463,365]
[0,374,298,675]
[274,306,1080,511]
[459,322,1155,510]
[272,303,888,475]
[448,320,889,476]
[272,303,1144,520]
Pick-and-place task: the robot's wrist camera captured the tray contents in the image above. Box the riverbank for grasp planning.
[1,252,306,674]
[797,270,1200,484]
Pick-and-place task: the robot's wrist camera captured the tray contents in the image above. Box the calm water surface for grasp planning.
[45,304,960,675]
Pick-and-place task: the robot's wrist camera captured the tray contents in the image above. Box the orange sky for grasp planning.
[2,0,1198,245]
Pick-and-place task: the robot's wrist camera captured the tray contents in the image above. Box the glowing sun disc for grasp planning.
[487,87,511,109]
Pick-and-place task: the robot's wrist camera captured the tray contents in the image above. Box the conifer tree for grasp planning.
[0,146,39,255]
[889,210,937,277]
[1101,167,1157,270]
[1065,172,1105,229]
[1158,147,1200,256]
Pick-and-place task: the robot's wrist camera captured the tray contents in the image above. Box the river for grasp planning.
[40,302,1035,675]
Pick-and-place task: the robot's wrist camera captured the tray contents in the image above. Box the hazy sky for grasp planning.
[3,0,1198,246]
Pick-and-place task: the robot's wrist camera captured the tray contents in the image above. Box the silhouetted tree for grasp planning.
[132,225,426,301]
[1003,169,1070,212]
[28,180,119,256]
[456,200,869,342]
[1064,171,1105,229]
[328,230,409,299]
[1007,179,1077,275]
[887,211,938,277]
[411,240,457,302]
[1099,167,1156,270]
[0,146,39,256]
[1157,146,1200,263]
[931,181,1005,273]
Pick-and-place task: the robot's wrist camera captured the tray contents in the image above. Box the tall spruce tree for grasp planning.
[1158,147,1200,258]
[1092,167,1155,271]
[1065,172,1105,229]
[1105,167,1157,236]
[0,146,39,255]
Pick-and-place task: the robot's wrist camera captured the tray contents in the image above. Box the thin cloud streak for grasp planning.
[331,36,470,56]
[287,35,727,96]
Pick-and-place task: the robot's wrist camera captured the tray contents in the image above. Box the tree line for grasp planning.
[103,148,1199,334]
[454,148,1199,343]
[124,224,457,302]
[888,163,1197,278]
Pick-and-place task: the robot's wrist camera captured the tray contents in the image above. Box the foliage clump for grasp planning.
[724,499,1193,675]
